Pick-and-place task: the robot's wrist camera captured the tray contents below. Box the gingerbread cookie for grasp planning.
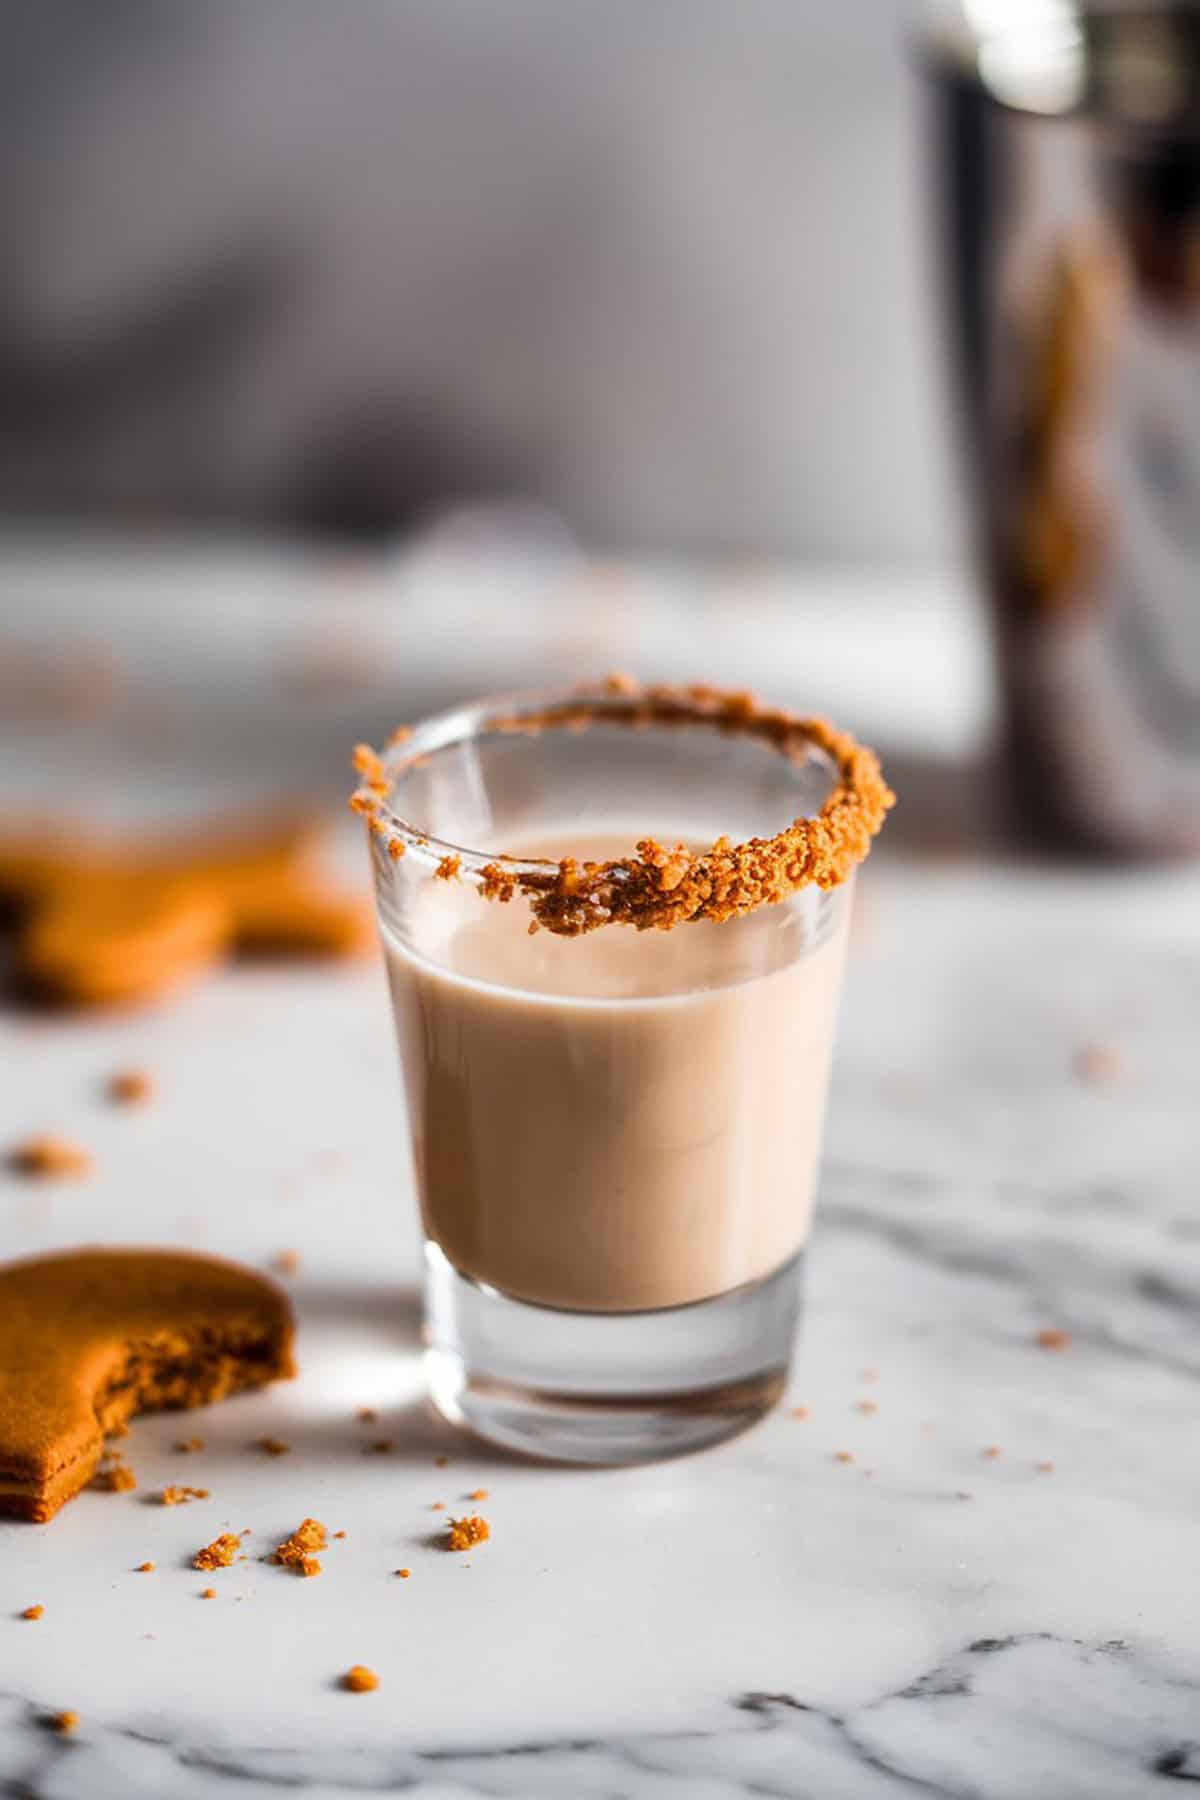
[0,1248,295,1521]
[0,814,372,1008]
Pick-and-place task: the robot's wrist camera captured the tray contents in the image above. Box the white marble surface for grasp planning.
[1,532,1199,1797]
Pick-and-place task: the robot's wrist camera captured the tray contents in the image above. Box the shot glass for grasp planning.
[364,686,869,1464]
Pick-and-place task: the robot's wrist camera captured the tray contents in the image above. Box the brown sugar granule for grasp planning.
[257,1437,291,1457]
[856,1400,879,1415]
[352,683,893,932]
[467,1488,489,1502]
[50,1711,79,1735]
[434,854,461,882]
[160,1485,209,1505]
[445,1514,489,1552]
[273,1249,300,1275]
[789,1406,810,1420]
[9,1135,91,1180]
[273,1518,328,1572]
[396,1568,411,1579]
[1074,1042,1122,1086]
[176,1436,205,1454]
[833,1451,855,1465]
[355,1407,377,1423]
[108,1070,153,1106]
[193,1533,243,1571]
[21,1605,43,1621]
[982,1446,1002,1460]
[343,1665,380,1693]
[1035,1328,1071,1352]
[135,1562,155,1573]
[90,1463,137,1493]
[201,1587,217,1599]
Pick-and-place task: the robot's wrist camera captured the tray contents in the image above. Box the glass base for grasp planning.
[423,1243,802,1466]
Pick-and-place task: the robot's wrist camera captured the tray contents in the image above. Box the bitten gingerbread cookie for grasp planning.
[0,814,371,1008]
[0,1249,296,1521]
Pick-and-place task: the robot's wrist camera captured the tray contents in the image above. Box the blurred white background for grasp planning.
[1,0,952,561]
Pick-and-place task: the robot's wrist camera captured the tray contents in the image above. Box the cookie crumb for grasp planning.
[1035,1328,1071,1352]
[833,1451,855,1465]
[1073,1042,1122,1086]
[108,1070,153,1106]
[257,1437,291,1457]
[50,1711,79,1735]
[434,854,461,882]
[467,1488,488,1502]
[273,1249,301,1275]
[355,1407,377,1423]
[200,1587,217,1599]
[161,1485,209,1505]
[343,1665,379,1693]
[445,1514,489,1552]
[1036,1460,1056,1473]
[273,1518,327,1573]
[135,1562,155,1573]
[433,1454,449,1468]
[90,1463,137,1493]
[175,1437,205,1454]
[430,1501,444,1511]
[396,1568,411,1579]
[860,1367,880,1383]
[789,1406,810,1420]
[333,1530,346,1539]
[367,1439,393,1455]
[982,1445,1002,1460]
[856,1399,879,1415]
[193,1532,244,1571]
[21,1605,43,1621]
[9,1136,91,1180]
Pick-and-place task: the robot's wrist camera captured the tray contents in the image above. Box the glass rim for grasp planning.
[361,682,840,880]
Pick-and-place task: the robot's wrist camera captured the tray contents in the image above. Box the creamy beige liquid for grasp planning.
[384,835,849,1313]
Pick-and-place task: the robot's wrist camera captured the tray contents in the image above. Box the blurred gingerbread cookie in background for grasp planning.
[0,813,372,1009]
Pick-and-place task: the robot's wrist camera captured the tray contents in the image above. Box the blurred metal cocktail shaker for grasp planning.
[925,2,1200,856]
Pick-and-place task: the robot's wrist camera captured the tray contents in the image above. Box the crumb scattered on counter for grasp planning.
[856,1400,878,1415]
[1073,1042,1122,1086]
[21,1605,43,1621]
[273,1518,327,1575]
[445,1515,489,1552]
[1035,1328,1071,1352]
[333,1530,346,1539]
[200,1587,217,1599]
[982,1446,1002,1460]
[355,1407,377,1423]
[273,1249,300,1275]
[9,1135,91,1179]
[396,1568,411,1579]
[343,1665,379,1693]
[367,1440,393,1455]
[860,1367,880,1383]
[789,1406,809,1420]
[135,1562,155,1573]
[108,1070,153,1106]
[175,1437,205,1454]
[833,1451,855,1465]
[467,1488,488,1502]
[193,1532,244,1571]
[90,1463,136,1493]
[433,1455,449,1468]
[1036,1460,1056,1473]
[49,1711,79,1735]
[257,1437,291,1457]
[161,1485,209,1505]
